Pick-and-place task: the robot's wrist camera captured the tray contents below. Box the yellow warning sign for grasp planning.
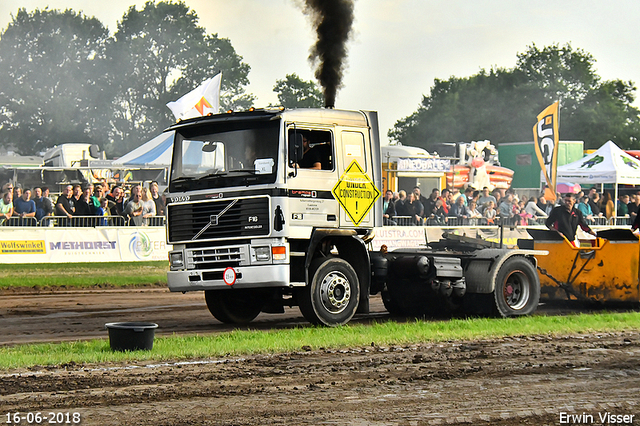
[332,160,381,226]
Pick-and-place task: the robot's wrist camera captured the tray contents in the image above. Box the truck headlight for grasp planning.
[169,252,184,269]
[254,246,271,261]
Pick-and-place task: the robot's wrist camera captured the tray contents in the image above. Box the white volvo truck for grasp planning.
[165,108,542,326]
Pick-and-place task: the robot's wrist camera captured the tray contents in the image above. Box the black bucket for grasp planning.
[105,322,158,351]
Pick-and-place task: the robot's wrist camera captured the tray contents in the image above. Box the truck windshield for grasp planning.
[169,120,279,191]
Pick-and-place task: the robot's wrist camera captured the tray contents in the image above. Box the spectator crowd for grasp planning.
[382,185,638,227]
[0,180,166,227]
[0,179,637,229]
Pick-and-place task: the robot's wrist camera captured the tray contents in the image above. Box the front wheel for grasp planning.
[493,257,540,317]
[204,289,266,324]
[298,257,360,326]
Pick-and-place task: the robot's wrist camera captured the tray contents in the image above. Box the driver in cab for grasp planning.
[295,135,322,170]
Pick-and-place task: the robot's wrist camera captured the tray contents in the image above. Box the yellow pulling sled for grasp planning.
[522,229,639,303]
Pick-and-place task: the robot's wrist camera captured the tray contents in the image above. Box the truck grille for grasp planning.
[168,196,270,243]
[188,246,246,270]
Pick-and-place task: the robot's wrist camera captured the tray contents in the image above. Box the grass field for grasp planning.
[0,261,169,288]
[1,311,639,370]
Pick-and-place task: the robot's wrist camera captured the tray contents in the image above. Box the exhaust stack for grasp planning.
[303,0,354,108]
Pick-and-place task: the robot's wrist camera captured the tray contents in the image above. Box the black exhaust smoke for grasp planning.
[303,0,354,108]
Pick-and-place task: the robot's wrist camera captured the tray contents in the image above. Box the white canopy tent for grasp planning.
[112,131,175,167]
[550,140,640,206]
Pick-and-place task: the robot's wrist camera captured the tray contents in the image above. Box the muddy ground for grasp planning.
[1,288,639,425]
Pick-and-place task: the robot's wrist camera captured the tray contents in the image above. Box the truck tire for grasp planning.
[298,257,360,326]
[381,288,403,316]
[493,257,540,317]
[204,289,265,324]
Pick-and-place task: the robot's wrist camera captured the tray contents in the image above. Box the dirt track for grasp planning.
[1,288,639,425]
[0,287,392,346]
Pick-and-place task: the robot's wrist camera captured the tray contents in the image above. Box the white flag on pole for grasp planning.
[166,73,222,120]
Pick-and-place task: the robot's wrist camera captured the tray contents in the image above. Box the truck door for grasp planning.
[335,129,376,228]
[287,127,340,232]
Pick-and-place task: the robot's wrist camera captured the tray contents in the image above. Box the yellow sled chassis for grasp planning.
[525,229,640,303]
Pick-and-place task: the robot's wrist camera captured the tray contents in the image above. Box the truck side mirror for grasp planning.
[288,134,304,176]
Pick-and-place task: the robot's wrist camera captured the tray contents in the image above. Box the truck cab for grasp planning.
[166,108,382,325]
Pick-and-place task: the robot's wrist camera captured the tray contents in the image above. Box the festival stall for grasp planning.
[112,131,175,168]
[446,140,514,190]
[552,140,640,202]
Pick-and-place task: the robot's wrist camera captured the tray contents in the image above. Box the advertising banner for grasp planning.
[0,227,169,264]
[397,157,451,172]
[533,101,560,202]
[371,226,427,250]
[371,226,532,251]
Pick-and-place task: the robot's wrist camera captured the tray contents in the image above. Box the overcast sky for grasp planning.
[1,0,640,145]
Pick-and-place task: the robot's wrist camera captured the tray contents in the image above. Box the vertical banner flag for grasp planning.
[167,73,222,120]
[533,101,559,202]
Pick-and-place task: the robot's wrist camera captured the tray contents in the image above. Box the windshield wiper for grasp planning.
[196,171,228,181]
[171,176,195,183]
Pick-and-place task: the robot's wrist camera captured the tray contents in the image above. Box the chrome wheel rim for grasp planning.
[319,271,351,314]
[502,270,530,310]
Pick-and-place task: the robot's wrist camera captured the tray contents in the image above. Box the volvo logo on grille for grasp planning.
[248,216,258,223]
[191,199,238,240]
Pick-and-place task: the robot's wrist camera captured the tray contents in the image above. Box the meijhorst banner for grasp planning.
[533,101,560,201]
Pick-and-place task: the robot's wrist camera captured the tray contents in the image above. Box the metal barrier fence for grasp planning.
[1,215,166,227]
[0,213,631,228]
[147,216,166,227]
[1,217,38,227]
[390,215,634,227]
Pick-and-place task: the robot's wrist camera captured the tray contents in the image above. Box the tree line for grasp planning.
[0,2,637,157]
[388,43,640,151]
[0,2,322,157]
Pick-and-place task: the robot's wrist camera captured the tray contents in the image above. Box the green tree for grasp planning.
[107,1,254,155]
[389,43,640,151]
[0,8,111,155]
[272,73,323,108]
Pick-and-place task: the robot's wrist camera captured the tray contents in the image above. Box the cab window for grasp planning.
[341,131,367,172]
[288,129,333,170]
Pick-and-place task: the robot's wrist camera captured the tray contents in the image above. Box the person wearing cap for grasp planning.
[1,182,13,193]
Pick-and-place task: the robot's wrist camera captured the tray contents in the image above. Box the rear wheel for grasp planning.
[298,257,359,326]
[381,288,403,316]
[493,257,540,317]
[204,289,266,324]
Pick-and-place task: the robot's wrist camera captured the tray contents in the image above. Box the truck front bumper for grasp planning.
[167,264,291,292]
